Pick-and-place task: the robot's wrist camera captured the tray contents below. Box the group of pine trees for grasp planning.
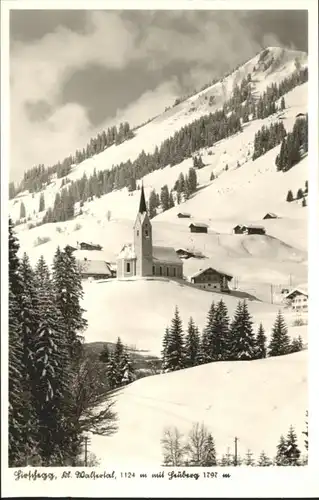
[276,115,308,172]
[161,301,304,373]
[252,121,287,160]
[8,219,117,466]
[10,122,134,197]
[161,419,307,467]
[286,180,308,206]
[99,338,135,390]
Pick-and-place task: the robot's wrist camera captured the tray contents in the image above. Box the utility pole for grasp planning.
[84,435,89,467]
[234,437,238,466]
[270,284,273,304]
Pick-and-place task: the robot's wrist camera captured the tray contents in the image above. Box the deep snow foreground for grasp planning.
[90,350,307,466]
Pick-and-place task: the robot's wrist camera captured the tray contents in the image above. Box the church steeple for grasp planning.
[138,183,147,214]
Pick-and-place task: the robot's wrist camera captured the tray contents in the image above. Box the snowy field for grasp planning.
[90,350,307,466]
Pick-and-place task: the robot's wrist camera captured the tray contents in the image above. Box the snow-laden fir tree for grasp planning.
[161,327,170,372]
[184,317,200,368]
[229,300,256,360]
[52,246,87,360]
[290,336,304,353]
[34,255,72,464]
[210,300,230,361]
[268,310,291,357]
[255,322,267,359]
[220,447,233,466]
[258,450,272,466]
[8,219,29,465]
[99,344,110,363]
[284,426,301,466]
[165,307,185,372]
[202,432,217,466]
[200,301,215,364]
[275,435,288,465]
[302,411,308,451]
[244,449,255,466]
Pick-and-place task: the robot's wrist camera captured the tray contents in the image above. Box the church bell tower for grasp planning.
[133,184,153,276]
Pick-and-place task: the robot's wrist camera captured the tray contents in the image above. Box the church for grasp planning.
[117,185,183,279]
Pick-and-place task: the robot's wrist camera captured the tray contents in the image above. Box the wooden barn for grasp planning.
[176,248,196,259]
[177,212,191,219]
[77,241,103,251]
[190,267,232,292]
[233,224,266,235]
[189,223,209,234]
[263,213,278,220]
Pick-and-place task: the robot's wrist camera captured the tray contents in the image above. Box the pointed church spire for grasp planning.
[139,182,147,213]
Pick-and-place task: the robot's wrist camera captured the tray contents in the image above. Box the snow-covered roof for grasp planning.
[177,212,191,217]
[118,243,136,260]
[152,246,182,265]
[189,222,209,228]
[77,259,112,276]
[263,212,278,218]
[190,266,233,280]
[285,287,308,299]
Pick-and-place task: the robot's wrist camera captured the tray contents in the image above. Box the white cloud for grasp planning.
[10,10,283,182]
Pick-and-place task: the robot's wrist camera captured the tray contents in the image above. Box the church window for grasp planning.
[173,268,176,277]
[159,266,162,276]
[145,229,149,237]
[152,266,155,275]
[137,230,139,236]
[126,262,131,273]
[166,267,169,276]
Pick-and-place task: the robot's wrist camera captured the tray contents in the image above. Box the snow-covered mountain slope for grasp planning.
[10,46,308,350]
[82,279,307,355]
[90,350,307,466]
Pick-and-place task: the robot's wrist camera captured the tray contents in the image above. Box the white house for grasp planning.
[285,287,308,313]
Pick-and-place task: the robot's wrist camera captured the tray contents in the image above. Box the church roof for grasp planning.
[152,246,182,265]
[139,184,147,213]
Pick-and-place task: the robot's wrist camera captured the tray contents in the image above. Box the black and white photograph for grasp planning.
[1,0,318,497]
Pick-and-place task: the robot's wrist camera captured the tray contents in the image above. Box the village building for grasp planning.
[77,241,103,251]
[189,222,209,234]
[263,212,278,220]
[285,287,308,313]
[177,212,191,218]
[189,267,232,292]
[117,185,183,279]
[77,258,113,280]
[233,224,266,235]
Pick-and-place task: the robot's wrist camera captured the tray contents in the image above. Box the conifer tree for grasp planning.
[39,192,45,212]
[200,301,215,363]
[188,167,198,194]
[280,96,286,110]
[286,189,294,202]
[203,433,217,466]
[149,189,158,219]
[296,188,304,199]
[275,435,288,465]
[302,197,307,207]
[244,449,255,466]
[258,451,272,466]
[34,255,71,464]
[20,202,26,219]
[165,307,185,371]
[255,323,267,359]
[99,344,110,363]
[209,300,230,361]
[184,317,200,367]
[161,327,170,372]
[229,300,256,360]
[284,426,301,466]
[303,411,308,451]
[52,246,87,360]
[160,185,170,212]
[289,336,304,353]
[268,310,291,357]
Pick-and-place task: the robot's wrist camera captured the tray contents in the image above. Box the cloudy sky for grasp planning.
[9,9,308,182]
